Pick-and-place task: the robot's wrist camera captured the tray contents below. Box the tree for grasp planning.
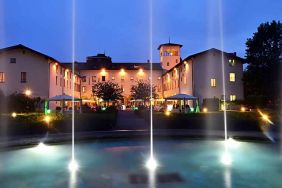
[130,81,158,104]
[92,81,123,105]
[244,20,282,107]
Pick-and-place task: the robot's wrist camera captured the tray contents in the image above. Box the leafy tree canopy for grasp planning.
[244,20,282,106]
[130,80,158,101]
[92,81,123,102]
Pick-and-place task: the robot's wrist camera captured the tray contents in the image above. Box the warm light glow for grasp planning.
[184,61,189,71]
[165,111,171,116]
[258,110,274,124]
[203,107,208,113]
[68,159,79,172]
[138,68,144,76]
[24,89,32,96]
[120,68,125,76]
[44,115,51,124]
[240,107,246,112]
[11,112,17,118]
[146,157,158,171]
[101,68,106,76]
[221,152,232,166]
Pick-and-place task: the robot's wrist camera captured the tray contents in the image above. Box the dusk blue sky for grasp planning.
[0,0,281,63]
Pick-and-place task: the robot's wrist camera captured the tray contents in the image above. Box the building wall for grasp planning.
[80,68,163,103]
[159,45,181,70]
[192,51,244,105]
[0,48,49,98]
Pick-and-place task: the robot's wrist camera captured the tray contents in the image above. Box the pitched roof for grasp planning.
[163,48,246,75]
[63,62,163,71]
[0,44,59,62]
[158,42,183,50]
[183,48,245,62]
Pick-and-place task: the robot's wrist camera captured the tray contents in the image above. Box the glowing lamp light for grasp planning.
[120,68,125,76]
[138,68,144,76]
[203,107,208,113]
[68,159,79,172]
[101,107,107,111]
[11,112,17,118]
[258,110,274,125]
[221,152,232,166]
[25,89,32,96]
[165,111,171,116]
[240,107,246,112]
[44,115,51,124]
[46,109,51,114]
[101,68,106,76]
[145,157,158,171]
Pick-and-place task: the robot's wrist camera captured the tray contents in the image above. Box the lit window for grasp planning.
[21,72,27,83]
[130,77,134,81]
[0,72,5,83]
[229,73,235,82]
[211,78,216,87]
[121,76,124,81]
[82,76,86,82]
[230,95,236,101]
[158,77,161,80]
[10,58,16,63]
[112,76,115,80]
[82,86,86,93]
[229,59,235,66]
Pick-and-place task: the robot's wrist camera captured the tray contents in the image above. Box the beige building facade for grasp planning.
[0,44,81,109]
[0,43,245,109]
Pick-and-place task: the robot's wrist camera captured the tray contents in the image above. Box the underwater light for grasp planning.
[221,152,232,166]
[146,156,158,171]
[226,137,239,148]
[68,159,79,172]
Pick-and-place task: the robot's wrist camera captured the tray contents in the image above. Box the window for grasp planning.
[56,76,58,85]
[121,76,124,81]
[229,59,235,66]
[158,77,161,80]
[176,59,178,64]
[21,72,27,83]
[167,62,169,66]
[92,76,96,82]
[102,76,106,81]
[130,77,134,81]
[112,76,115,80]
[10,58,16,63]
[82,76,86,82]
[230,95,236,101]
[229,73,235,82]
[0,72,4,83]
[82,86,86,93]
[211,78,216,87]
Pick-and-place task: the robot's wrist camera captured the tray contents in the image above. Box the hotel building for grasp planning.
[0,42,245,109]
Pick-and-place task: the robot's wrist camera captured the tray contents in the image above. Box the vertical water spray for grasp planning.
[218,0,231,166]
[69,0,78,172]
[146,0,158,171]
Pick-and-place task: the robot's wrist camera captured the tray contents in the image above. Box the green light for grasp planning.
[190,107,194,112]
[102,107,106,111]
[134,107,139,110]
[46,109,51,114]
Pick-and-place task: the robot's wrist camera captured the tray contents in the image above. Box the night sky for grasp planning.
[0,0,281,63]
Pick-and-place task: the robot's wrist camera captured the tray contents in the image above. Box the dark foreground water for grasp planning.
[0,139,281,188]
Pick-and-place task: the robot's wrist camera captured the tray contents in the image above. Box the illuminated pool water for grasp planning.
[0,139,281,188]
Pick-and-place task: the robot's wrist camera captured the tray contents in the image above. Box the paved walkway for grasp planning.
[116,110,149,130]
